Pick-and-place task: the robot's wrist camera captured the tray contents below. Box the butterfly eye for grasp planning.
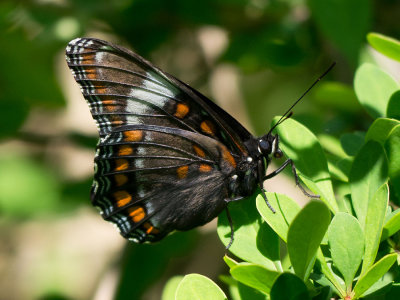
[259,140,271,155]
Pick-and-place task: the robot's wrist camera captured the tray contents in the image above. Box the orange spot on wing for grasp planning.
[115,159,129,171]
[199,164,212,172]
[221,147,236,168]
[119,145,133,156]
[124,130,143,142]
[143,222,160,235]
[193,145,206,157]
[81,53,95,64]
[128,206,146,223]
[102,99,117,112]
[85,67,96,79]
[114,174,128,186]
[113,190,132,207]
[200,120,216,136]
[174,103,189,119]
[177,165,189,179]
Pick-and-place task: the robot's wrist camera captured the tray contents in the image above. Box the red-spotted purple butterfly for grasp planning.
[66,38,332,248]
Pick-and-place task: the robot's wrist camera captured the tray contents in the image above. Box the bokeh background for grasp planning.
[1,0,400,299]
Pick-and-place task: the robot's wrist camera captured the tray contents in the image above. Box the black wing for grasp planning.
[65,38,244,242]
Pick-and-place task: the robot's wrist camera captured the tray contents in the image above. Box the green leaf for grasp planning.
[385,125,400,198]
[237,282,268,300]
[223,255,239,268]
[308,0,371,63]
[353,253,397,298]
[270,273,310,300]
[218,195,276,269]
[367,32,400,62]
[387,90,400,120]
[350,141,388,227]
[287,200,331,280]
[256,192,301,242]
[326,155,350,182]
[361,183,389,275]
[327,213,364,289]
[340,131,365,156]
[175,274,227,300]
[365,118,400,145]
[230,263,280,295]
[381,209,400,241]
[318,134,349,158]
[316,249,346,297]
[312,82,361,112]
[354,63,400,118]
[162,276,183,300]
[272,117,338,213]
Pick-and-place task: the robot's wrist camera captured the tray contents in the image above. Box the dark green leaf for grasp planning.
[381,209,400,241]
[309,0,371,63]
[270,273,310,300]
[340,131,365,156]
[385,125,400,199]
[387,90,400,120]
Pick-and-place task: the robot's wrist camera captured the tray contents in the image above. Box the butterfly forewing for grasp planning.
[66,38,249,154]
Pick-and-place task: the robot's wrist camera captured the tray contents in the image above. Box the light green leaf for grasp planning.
[350,141,388,227]
[162,276,183,300]
[175,274,227,300]
[361,183,389,275]
[365,118,400,145]
[223,255,239,268]
[272,117,338,213]
[230,263,280,295]
[328,213,364,289]
[382,209,400,241]
[218,194,276,269]
[256,192,301,242]
[353,253,397,298]
[354,63,399,118]
[270,273,310,300]
[287,200,331,280]
[367,32,400,62]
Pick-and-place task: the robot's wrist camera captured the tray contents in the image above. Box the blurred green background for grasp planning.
[1,0,399,299]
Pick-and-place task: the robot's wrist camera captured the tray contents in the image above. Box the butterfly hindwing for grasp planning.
[92,124,237,242]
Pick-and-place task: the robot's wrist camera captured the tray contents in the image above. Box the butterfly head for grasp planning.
[258,133,283,160]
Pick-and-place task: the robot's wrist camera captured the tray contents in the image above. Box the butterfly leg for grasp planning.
[224,206,235,251]
[258,160,276,213]
[264,159,320,198]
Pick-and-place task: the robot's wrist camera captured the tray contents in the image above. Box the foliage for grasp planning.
[163,33,400,299]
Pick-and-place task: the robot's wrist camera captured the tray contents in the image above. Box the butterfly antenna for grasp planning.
[268,62,336,135]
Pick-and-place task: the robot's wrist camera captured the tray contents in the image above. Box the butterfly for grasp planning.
[66,38,329,248]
